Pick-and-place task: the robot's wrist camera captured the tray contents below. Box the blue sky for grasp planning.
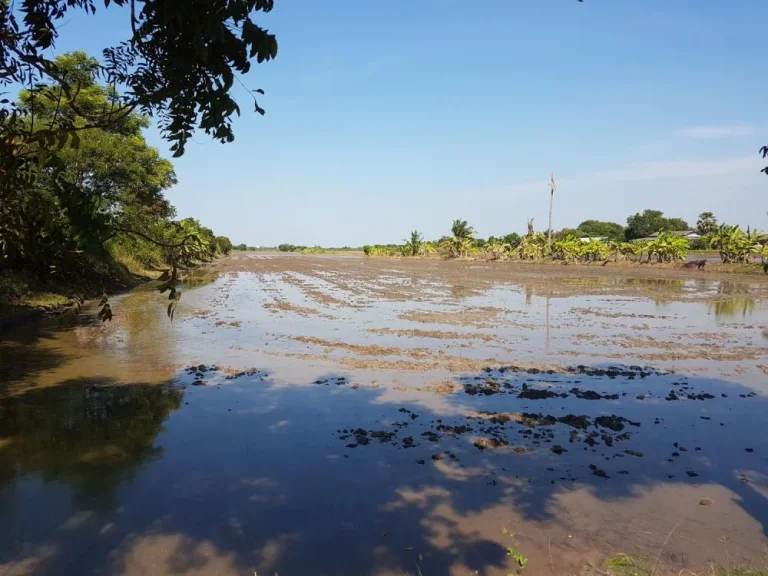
[53,1,767,246]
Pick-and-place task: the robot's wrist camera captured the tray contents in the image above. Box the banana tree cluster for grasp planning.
[482,239,515,261]
[645,232,689,263]
[709,224,764,263]
[518,232,548,260]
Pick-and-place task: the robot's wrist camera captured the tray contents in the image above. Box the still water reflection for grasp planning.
[1,260,767,575]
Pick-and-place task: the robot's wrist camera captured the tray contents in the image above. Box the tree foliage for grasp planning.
[0,53,229,321]
[403,230,424,257]
[624,210,689,241]
[1,0,277,164]
[576,220,625,242]
[441,220,476,258]
[710,225,762,263]
[695,212,718,237]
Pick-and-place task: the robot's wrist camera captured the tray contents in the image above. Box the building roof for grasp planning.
[647,230,700,238]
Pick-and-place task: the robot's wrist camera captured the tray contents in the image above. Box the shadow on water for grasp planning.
[0,362,767,574]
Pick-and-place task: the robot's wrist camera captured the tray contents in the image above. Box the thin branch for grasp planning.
[113,226,198,249]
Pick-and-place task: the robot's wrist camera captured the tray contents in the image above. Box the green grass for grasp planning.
[604,554,768,576]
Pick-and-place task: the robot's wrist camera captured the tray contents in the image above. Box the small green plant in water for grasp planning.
[501,527,528,572]
[605,553,651,575]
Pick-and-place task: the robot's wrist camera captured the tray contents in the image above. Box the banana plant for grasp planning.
[710,224,762,263]
[402,230,424,257]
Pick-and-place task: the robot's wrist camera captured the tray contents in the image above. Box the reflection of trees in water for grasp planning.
[709,282,756,319]
[710,298,755,319]
[0,382,183,510]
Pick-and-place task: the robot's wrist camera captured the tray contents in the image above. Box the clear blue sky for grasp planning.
[54,1,767,246]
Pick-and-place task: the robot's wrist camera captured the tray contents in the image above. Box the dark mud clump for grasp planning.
[421,431,440,442]
[474,438,509,450]
[474,411,557,428]
[226,367,264,380]
[370,430,396,443]
[315,376,350,386]
[437,424,473,436]
[570,388,619,400]
[518,385,564,400]
[551,445,567,455]
[589,464,608,478]
[464,379,502,396]
[558,414,592,429]
[594,415,640,431]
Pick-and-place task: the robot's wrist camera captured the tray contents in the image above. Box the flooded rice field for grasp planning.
[1,254,768,575]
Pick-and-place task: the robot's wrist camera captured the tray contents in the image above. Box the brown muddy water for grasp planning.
[1,254,768,575]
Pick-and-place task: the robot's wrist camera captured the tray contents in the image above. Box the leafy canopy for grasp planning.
[576,220,625,242]
[1,0,277,159]
[695,212,718,236]
[624,209,689,241]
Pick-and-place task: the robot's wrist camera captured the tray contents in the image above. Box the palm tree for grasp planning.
[441,219,476,258]
[402,230,424,257]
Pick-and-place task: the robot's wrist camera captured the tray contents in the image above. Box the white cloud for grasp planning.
[679,125,753,139]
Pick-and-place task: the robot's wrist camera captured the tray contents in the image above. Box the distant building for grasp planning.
[636,230,701,242]
[578,237,607,243]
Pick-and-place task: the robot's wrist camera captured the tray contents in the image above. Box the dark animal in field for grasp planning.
[681,259,706,270]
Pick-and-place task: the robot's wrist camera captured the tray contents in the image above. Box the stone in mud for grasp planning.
[699,498,714,506]
[416,459,425,465]
[431,453,443,461]
[589,464,608,478]
[551,445,567,456]
[617,470,629,475]
[745,448,754,453]
[686,471,699,478]
[402,436,415,447]
[345,443,358,448]
[192,380,205,386]
[624,449,644,457]
[421,431,440,442]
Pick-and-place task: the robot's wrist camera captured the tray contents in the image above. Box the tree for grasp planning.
[625,210,689,241]
[1,0,277,164]
[441,219,476,258]
[402,230,424,257]
[710,224,761,263]
[503,233,521,248]
[215,236,233,256]
[696,212,718,237]
[1,53,179,276]
[233,243,247,251]
[576,220,625,242]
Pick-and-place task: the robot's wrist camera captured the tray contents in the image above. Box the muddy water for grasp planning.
[1,255,768,576]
